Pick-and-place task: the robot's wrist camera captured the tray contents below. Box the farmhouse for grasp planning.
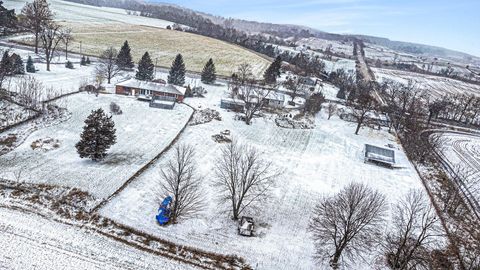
[115,79,186,102]
[364,144,396,167]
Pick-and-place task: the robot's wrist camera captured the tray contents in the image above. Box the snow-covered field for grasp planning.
[4,0,271,77]
[373,68,480,98]
[98,79,423,270]
[0,207,195,270]
[297,37,354,57]
[441,133,480,201]
[0,93,193,200]
[4,0,174,28]
[0,100,36,129]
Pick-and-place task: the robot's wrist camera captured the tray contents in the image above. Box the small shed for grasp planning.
[364,144,395,167]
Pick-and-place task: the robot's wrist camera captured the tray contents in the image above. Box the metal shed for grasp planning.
[364,144,395,167]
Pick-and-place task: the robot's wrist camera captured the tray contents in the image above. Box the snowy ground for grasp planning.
[99,79,424,270]
[0,207,196,270]
[297,37,354,57]
[0,93,192,200]
[441,133,480,201]
[373,68,480,98]
[0,100,36,130]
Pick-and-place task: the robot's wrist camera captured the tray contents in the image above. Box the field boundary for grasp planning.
[91,104,195,213]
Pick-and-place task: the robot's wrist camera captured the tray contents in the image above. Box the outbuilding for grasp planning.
[364,144,396,168]
[115,78,186,102]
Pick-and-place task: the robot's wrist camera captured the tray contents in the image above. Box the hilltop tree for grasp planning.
[168,54,186,86]
[263,56,282,84]
[96,47,122,84]
[116,40,134,70]
[135,51,154,81]
[26,56,36,73]
[201,58,216,84]
[21,0,53,54]
[75,108,117,161]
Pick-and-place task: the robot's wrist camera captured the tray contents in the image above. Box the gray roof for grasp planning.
[365,144,395,164]
[116,79,186,96]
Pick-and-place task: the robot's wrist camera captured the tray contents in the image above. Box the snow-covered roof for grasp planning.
[116,79,186,96]
[365,144,395,164]
[221,97,246,105]
[265,91,285,102]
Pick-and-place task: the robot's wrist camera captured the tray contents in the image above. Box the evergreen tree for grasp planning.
[168,54,186,86]
[86,57,91,65]
[336,87,346,99]
[135,51,154,81]
[1,50,12,74]
[26,56,35,73]
[65,60,74,69]
[201,58,216,84]
[11,54,24,74]
[263,56,282,84]
[80,56,86,66]
[185,85,193,97]
[116,40,134,70]
[75,108,117,161]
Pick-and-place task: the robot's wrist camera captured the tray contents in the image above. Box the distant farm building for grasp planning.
[115,79,186,103]
[364,144,396,167]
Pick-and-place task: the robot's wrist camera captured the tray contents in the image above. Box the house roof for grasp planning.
[365,144,395,164]
[116,78,186,96]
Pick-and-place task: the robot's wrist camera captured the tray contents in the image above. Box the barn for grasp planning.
[364,144,396,167]
[115,79,186,102]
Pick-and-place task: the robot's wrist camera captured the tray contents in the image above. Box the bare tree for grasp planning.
[309,182,387,269]
[61,27,73,60]
[214,140,280,220]
[158,144,204,224]
[284,76,308,102]
[327,103,337,120]
[14,75,44,110]
[230,64,275,125]
[39,21,65,71]
[21,0,53,54]
[351,84,377,135]
[95,47,122,84]
[383,190,441,270]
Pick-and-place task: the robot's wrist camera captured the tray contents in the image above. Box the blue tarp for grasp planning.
[156,196,172,225]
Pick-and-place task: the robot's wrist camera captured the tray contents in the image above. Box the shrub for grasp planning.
[65,61,74,69]
[110,102,122,115]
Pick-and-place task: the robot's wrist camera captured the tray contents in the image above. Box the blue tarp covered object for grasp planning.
[156,196,172,225]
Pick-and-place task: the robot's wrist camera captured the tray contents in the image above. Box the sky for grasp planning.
[153,0,480,57]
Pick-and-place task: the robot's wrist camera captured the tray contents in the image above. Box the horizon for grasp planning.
[150,0,480,58]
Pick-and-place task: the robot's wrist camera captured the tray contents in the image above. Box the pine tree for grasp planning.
[11,54,24,74]
[116,40,134,70]
[65,60,74,69]
[263,56,282,84]
[26,55,35,73]
[168,54,186,86]
[75,108,117,161]
[201,58,216,84]
[86,57,91,65]
[1,51,12,74]
[80,56,86,66]
[135,51,154,81]
[185,85,192,97]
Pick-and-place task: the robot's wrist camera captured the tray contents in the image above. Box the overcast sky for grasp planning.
[154,0,480,57]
